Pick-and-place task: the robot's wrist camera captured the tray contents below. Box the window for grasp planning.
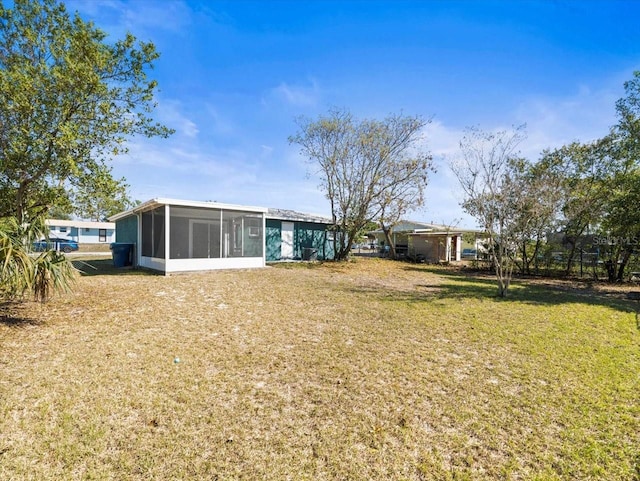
[59,227,67,233]
[99,229,107,242]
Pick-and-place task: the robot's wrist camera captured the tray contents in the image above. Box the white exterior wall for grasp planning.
[138,256,264,274]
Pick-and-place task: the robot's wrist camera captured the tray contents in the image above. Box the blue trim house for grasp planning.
[46,219,116,244]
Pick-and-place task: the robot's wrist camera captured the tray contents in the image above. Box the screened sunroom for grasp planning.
[110,198,267,274]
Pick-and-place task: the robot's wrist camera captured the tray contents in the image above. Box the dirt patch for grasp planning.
[77,243,112,252]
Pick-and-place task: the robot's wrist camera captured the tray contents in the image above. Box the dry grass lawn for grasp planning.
[1,257,638,480]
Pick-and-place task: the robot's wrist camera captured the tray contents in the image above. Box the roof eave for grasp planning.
[108,198,269,222]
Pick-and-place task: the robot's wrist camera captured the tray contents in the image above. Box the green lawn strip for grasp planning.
[397,275,640,479]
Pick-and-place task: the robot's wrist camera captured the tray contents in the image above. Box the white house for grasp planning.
[46,219,116,244]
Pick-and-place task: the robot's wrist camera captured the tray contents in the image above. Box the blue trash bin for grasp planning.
[110,243,133,268]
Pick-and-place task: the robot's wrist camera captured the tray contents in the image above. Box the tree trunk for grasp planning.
[564,240,578,277]
[492,243,512,297]
[531,238,542,275]
[381,222,397,259]
[520,242,528,275]
[616,248,633,282]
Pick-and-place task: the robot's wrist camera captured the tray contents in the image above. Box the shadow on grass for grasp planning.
[71,259,158,277]
[0,303,43,328]
[353,264,640,315]
[0,315,43,328]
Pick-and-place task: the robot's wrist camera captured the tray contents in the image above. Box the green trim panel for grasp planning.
[115,215,138,244]
[265,219,335,261]
[265,219,282,261]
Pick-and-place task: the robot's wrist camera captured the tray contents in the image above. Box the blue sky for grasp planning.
[69,0,640,228]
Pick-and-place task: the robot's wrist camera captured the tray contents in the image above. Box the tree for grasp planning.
[71,165,134,221]
[363,117,434,259]
[508,157,564,275]
[594,71,640,281]
[536,139,613,276]
[0,0,172,223]
[0,216,74,302]
[451,126,526,297]
[290,109,433,260]
[597,167,640,281]
[0,0,171,302]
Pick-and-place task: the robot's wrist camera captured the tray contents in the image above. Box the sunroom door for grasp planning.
[189,220,221,258]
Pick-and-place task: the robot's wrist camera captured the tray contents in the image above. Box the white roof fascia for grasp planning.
[152,198,267,213]
[108,198,268,222]
[409,231,464,236]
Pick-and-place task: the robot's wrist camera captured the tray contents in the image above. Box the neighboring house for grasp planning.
[266,208,335,261]
[46,219,115,244]
[369,220,480,263]
[108,198,336,274]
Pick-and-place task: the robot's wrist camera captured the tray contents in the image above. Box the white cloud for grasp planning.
[514,82,621,159]
[69,0,192,36]
[422,120,464,158]
[203,105,235,135]
[270,80,321,108]
[110,68,631,228]
[112,140,259,202]
[155,100,200,139]
[410,81,621,228]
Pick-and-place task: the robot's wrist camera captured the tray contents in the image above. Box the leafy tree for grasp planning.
[537,139,613,275]
[508,158,564,275]
[46,198,73,220]
[290,109,433,260]
[616,70,640,132]
[451,126,526,297]
[594,71,640,281]
[0,0,171,302]
[596,167,640,281]
[71,165,134,221]
[0,0,172,223]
